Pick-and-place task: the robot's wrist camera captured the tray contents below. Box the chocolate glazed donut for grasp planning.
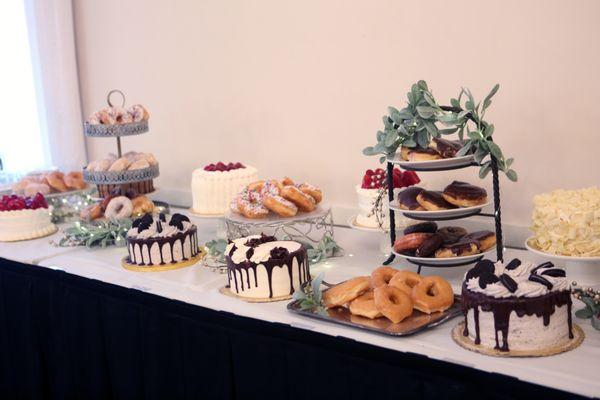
[442,181,487,207]
[432,137,463,158]
[397,186,425,210]
[416,190,458,211]
[404,222,438,235]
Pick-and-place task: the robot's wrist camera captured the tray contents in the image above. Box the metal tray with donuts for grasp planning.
[390,181,490,220]
[392,222,496,266]
[288,269,461,336]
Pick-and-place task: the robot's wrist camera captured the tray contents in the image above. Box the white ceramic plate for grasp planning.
[347,215,386,233]
[393,246,495,266]
[387,154,474,170]
[389,199,490,219]
[525,237,600,262]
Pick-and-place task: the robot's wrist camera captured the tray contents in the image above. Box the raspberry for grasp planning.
[204,163,216,171]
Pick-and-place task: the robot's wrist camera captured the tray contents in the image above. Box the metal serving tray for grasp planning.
[288,294,462,337]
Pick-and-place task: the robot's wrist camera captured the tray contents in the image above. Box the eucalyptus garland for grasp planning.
[58,219,132,248]
[363,80,517,181]
[292,272,327,315]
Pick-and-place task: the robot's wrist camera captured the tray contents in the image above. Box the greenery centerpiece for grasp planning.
[362,80,517,181]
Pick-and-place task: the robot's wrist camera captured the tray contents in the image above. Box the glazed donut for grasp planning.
[131,195,154,216]
[24,183,50,197]
[323,276,371,308]
[281,185,315,212]
[400,146,412,161]
[373,285,413,324]
[407,147,442,162]
[434,239,480,258]
[437,226,467,244]
[410,276,454,314]
[403,221,437,235]
[393,232,432,255]
[348,291,382,319]
[104,196,133,219]
[442,181,487,207]
[415,233,444,257]
[370,266,398,288]
[397,187,425,211]
[44,172,68,192]
[298,183,322,204]
[416,190,458,211]
[237,188,269,219]
[389,271,422,297]
[128,159,150,170]
[64,172,86,190]
[263,194,298,217]
[108,157,131,172]
[461,231,496,251]
[80,203,103,221]
[128,104,149,122]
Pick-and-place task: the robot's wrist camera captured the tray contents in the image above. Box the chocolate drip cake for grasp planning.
[461,259,573,352]
[225,234,310,299]
[126,213,199,266]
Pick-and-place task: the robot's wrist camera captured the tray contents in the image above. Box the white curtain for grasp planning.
[24,0,86,171]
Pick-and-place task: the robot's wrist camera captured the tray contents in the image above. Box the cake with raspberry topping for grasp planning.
[355,168,420,229]
[225,234,310,300]
[191,162,258,215]
[0,193,56,241]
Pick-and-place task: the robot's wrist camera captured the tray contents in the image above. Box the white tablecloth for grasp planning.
[0,211,598,398]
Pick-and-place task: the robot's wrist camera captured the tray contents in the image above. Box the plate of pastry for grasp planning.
[392,222,497,266]
[288,268,460,336]
[387,138,474,171]
[12,170,88,197]
[228,177,324,221]
[390,181,490,220]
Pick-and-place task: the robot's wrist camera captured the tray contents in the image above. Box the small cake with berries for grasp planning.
[191,162,258,215]
[0,193,56,242]
[355,168,420,229]
[125,213,199,268]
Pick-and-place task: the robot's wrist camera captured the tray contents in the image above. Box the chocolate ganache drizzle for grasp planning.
[461,259,573,351]
[226,234,310,298]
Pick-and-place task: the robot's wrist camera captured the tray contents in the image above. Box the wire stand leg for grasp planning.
[491,157,504,262]
[383,161,396,265]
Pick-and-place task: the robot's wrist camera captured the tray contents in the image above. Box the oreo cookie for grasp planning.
[404,222,438,235]
[465,259,495,281]
[540,268,566,278]
[529,274,553,290]
[159,213,167,222]
[499,273,518,293]
[270,246,290,259]
[246,247,255,259]
[505,258,521,271]
[169,213,191,230]
[532,261,554,274]
[245,234,277,248]
[478,273,500,289]
[135,213,154,233]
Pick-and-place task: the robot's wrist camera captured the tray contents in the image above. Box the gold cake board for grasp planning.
[452,321,584,357]
[219,286,292,303]
[121,248,206,272]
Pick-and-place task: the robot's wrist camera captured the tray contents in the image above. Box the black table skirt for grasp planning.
[0,257,587,400]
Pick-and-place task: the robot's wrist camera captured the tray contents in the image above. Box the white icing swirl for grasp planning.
[225,236,301,264]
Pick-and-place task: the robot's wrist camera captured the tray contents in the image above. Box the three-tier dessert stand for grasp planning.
[383,154,504,273]
[82,90,159,198]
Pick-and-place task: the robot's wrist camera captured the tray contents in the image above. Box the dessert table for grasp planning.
[0,211,597,399]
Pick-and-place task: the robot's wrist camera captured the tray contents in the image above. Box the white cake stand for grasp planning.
[525,237,600,285]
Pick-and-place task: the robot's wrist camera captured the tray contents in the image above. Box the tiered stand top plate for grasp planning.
[387,154,475,171]
[82,164,159,185]
[389,200,491,220]
[84,120,148,137]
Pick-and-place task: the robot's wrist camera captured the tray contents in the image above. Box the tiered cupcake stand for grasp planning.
[384,154,504,273]
[82,90,159,198]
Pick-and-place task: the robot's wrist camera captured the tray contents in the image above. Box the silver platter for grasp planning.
[84,120,148,137]
[82,164,159,184]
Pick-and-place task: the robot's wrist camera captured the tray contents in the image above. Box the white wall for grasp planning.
[74,0,600,229]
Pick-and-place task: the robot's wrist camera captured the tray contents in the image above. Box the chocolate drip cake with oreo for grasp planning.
[461,258,573,352]
[225,234,310,299]
[126,213,199,266]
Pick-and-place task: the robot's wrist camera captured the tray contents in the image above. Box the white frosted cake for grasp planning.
[355,168,420,228]
[531,187,600,257]
[126,213,199,266]
[0,194,56,242]
[191,162,258,215]
[461,258,573,353]
[225,234,310,299]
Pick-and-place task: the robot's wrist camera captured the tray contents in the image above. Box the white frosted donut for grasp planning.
[104,196,133,219]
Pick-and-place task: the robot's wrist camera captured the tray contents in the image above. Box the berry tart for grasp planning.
[355,168,420,229]
[0,193,56,241]
[191,162,258,215]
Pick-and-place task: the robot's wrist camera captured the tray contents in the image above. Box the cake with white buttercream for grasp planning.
[461,258,573,352]
[126,213,199,266]
[0,193,56,242]
[191,162,258,215]
[225,234,310,299]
